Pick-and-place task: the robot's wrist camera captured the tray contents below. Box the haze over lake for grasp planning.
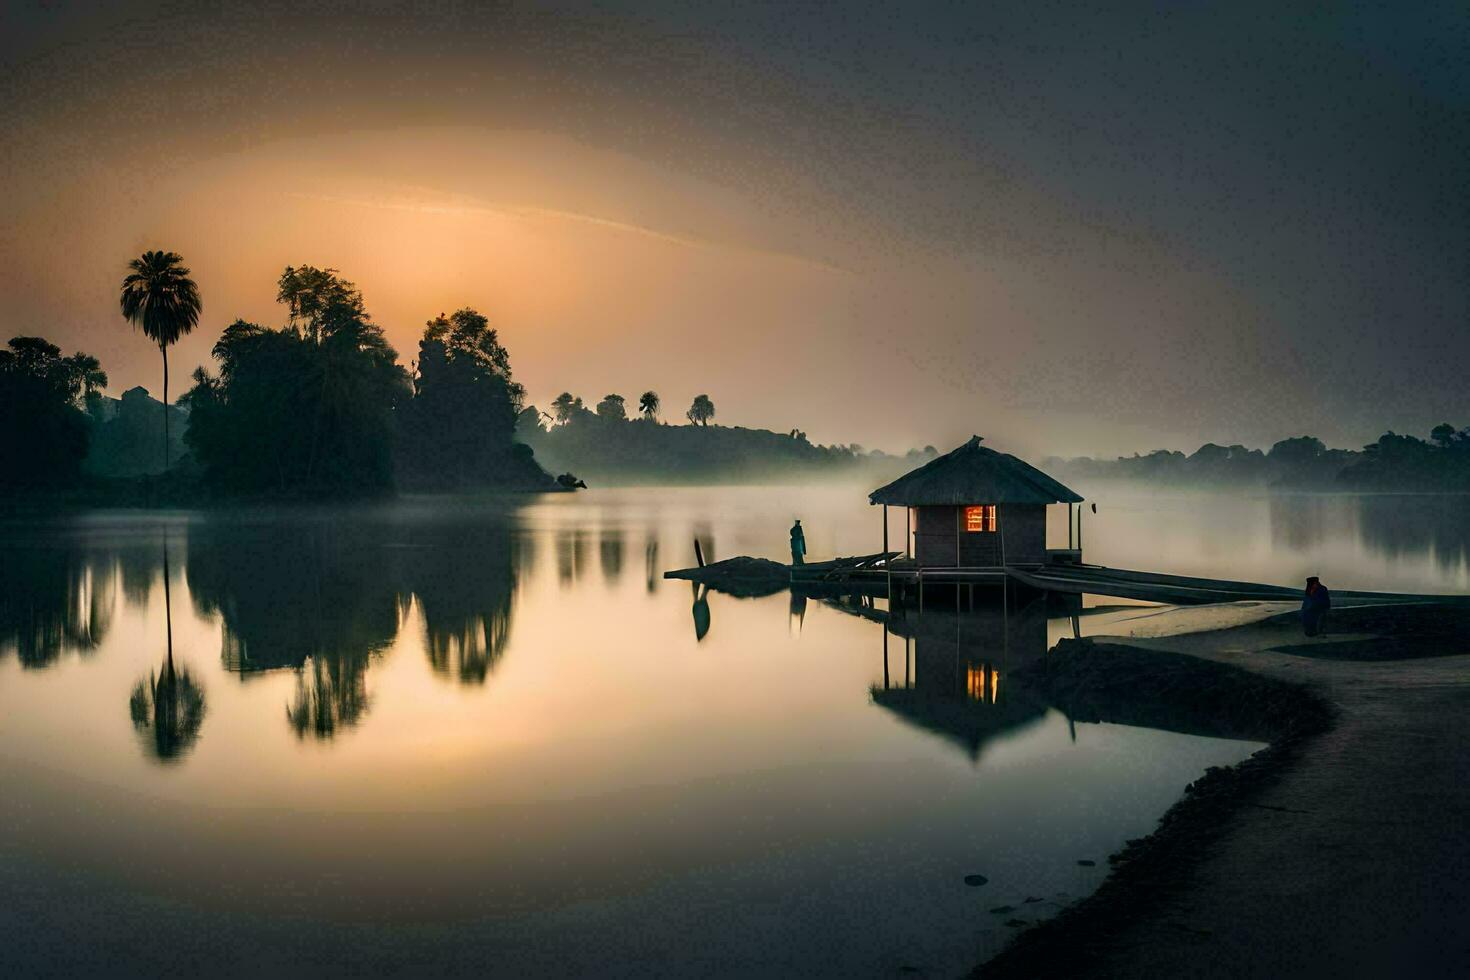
[3,486,1462,976]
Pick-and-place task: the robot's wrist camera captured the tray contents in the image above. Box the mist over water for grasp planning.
[1,485,1461,975]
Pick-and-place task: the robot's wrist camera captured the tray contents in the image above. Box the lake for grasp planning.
[1,486,1463,977]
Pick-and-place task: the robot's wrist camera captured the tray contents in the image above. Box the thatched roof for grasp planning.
[869,436,1082,506]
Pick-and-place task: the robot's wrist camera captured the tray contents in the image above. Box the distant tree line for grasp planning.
[516,389,936,484]
[1044,426,1470,492]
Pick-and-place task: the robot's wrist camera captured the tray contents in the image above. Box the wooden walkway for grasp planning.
[670,552,1469,607]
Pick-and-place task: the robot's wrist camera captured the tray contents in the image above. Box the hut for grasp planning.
[869,436,1084,569]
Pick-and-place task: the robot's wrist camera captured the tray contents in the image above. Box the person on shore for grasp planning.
[790,519,806,566]
[1302,576,1331,636]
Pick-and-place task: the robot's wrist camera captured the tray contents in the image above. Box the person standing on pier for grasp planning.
[790,519,806,566]
[1302,576,1331,636]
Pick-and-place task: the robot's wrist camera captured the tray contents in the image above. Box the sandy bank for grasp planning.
[978,604,1470,979]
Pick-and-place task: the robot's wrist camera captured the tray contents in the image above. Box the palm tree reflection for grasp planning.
[128,541,205,762]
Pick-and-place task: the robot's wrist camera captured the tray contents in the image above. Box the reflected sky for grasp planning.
[2,486,1458,975]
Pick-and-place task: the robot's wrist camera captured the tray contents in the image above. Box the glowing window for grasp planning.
[964,505,997,532]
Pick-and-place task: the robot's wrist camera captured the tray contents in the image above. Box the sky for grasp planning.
[1,1,1466,458]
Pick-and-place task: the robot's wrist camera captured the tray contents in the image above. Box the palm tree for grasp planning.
[119,251,202,471]
[639,390,660,421]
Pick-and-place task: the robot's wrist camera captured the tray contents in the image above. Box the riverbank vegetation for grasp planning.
[1045,426,1470,492]
[516,393,936,484]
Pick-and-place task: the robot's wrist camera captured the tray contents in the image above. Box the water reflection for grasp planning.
[556,527,588,587]
[869,593,1051,761]
[128,658,207,761]
[406,520,521,685]
[645,537,660,593]
[128,542,206,762]
[599,528,624,584]
[187,519,400,738]
[0,492,1287,977]
[0,540,125,668]
[1264,494,1470,576]
[690,582,711,641]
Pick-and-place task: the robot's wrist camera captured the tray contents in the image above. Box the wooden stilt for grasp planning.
[883,622,890,690]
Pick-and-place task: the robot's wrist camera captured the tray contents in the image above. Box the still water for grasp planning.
[1,486,1460,977]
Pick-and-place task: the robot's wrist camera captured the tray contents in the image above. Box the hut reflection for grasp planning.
[869,590,1050,761]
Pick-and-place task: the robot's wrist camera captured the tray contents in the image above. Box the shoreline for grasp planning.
[976,604,1470,978]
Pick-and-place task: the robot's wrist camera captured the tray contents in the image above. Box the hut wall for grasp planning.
[998,504,1048,565]
[914,505,961,566]
[913,503,1048,566]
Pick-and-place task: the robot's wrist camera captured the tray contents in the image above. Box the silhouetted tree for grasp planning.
[0,336,105,488]
[515,405,545,437]
[638,390,660,420]
[687,393,715,426]
[551,392,579,425]
[183,267,409,495]
[119,250,201,471]
[399,308,535,487]
[596,393,627,421]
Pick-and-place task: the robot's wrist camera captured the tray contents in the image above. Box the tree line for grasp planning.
[1044,427,1470,492]
[516,388,935,485]
[1,251,557,497]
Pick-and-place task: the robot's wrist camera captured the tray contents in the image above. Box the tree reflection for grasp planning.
[187,518,398,739]
[599,528,625,584]
[1268,494,1470,575]
[403,519,522,684]
[128,543,206,762]
[286,654,368,739]
[644,537,659,594]
[0,539,119,668]
[129,658,207,761]
[556,527,588,587]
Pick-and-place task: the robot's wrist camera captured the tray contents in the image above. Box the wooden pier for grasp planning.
[668,553,1470,607]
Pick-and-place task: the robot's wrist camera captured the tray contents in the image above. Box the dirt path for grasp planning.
[983,608,1470,979]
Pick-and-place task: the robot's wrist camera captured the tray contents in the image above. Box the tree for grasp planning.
[0,336,106,488]
[551,392,579,425]
[399,308,531,486]
[276,265,363,343]
[687,393,715,426]
[638,390,660,420]
[183,268,409,495]
[515,405,545,436]
[119,250,201,472]
[1431,423,1458,448]
[596,393,627,421]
